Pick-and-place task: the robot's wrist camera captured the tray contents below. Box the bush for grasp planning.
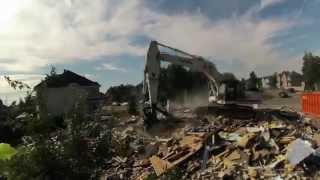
[3,118,112,180]
[1,104,113,180]
[128,96,138,115]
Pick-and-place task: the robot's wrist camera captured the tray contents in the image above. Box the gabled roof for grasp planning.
[35,70,100,89]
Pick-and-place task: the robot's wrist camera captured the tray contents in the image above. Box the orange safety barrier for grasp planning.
[301,92,320,117]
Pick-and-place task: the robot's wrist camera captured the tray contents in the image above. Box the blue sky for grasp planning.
[0,0,320,103]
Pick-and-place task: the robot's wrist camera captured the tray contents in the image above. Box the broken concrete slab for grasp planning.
[286,138,315,166]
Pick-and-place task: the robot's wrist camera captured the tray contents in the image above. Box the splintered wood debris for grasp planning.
[102,108,320,179]
[150,132,208,176]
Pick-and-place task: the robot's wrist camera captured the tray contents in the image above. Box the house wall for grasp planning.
[281,74,289,88]
[261,78,270,89]
[276,74,281,88]
[38,84,100,116]
[82,86,100,97]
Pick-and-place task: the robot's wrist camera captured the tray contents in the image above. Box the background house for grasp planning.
[261,76,272,89]
[34,70,103,116]
[277,71,305,91]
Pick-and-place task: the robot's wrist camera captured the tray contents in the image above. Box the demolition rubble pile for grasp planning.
[103,108,320,179]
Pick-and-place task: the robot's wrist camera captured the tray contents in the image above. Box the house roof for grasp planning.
[279,71,302,78]
[35,70,100,89]
[279,71,291,77]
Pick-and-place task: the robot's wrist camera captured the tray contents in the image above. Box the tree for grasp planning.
[248,71,259,91]
[128,96,138,115]
[302,52,320,90]
[269,73,278,88]
[4,76,30,91]
[45,66,58,81]
[221,73,237,81]
[1,77,35,146]
[105,84,138,103]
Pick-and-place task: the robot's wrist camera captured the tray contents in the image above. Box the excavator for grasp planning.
[143,41,247,126]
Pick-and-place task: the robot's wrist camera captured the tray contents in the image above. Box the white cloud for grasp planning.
[260,0,287,10]
[0,0,299,76]
[0,0,145,72]
[96,63,127,72]
[142,7,298,76]
[296,0,307,18]
[84,74,97,80]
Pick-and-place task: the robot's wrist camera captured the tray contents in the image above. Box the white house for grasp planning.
[261,77,271,89]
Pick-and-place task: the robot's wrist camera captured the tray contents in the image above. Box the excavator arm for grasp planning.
[143,41,226,125]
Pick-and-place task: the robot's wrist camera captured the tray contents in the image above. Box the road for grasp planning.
[260,89,301,111]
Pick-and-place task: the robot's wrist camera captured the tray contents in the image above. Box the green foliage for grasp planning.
[25,115,64,135]
[257,78,262,89]
[290,71,304,86]
[0,143,17,160]
[106,84,140,103]
[0,77,36,146]
[302,52,320,90]
[221,73,237,81]
[128,96,138,115]
[248,71,259,91]
[3,112,112,180]
[44,66,58,81]
[4,76,31,91]
[269,73,278,88]
[49,66,57,77]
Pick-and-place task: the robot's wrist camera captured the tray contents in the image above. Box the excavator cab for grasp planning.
[223,80,245,101]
